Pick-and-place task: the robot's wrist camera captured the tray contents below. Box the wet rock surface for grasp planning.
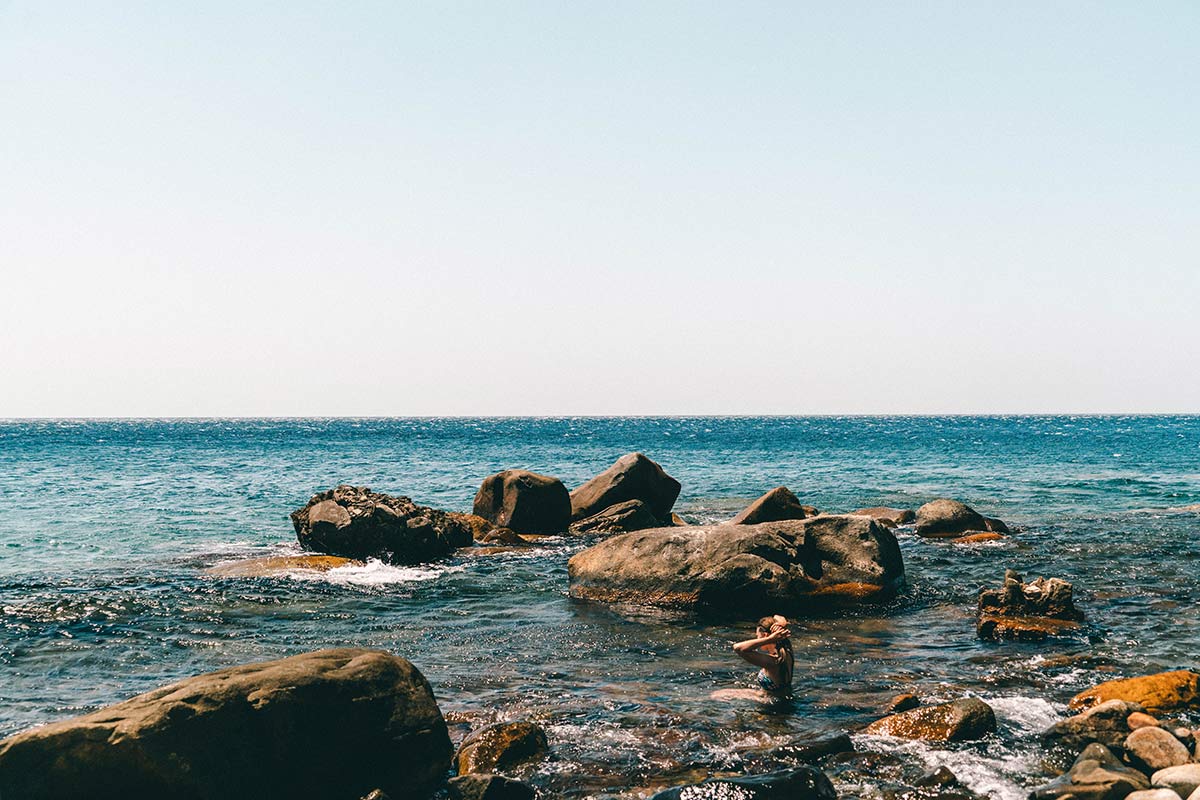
[864,698,996,743]
[456,721,549,775]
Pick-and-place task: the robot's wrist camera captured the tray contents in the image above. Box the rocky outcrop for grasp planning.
[1030,743,1150,799]
[1041,699,1146,756]
[1071,671,1200,715]
[206,554,361,577]
[648,767,837,800]
[569,499,661,535]
[567,515,905,613]
[291,485,474,564]
[914,499,990,538]
[570,453,681,523]
[864,698,996,743]
[729,487,817,524]
[448,774,536,800]
[455,721,548,774]
[976,570,1084,641]
[0,649,451,800]
[853,507,915,526]
[473,470,570,535]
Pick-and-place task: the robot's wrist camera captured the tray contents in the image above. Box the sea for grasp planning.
[1,416,1198,798]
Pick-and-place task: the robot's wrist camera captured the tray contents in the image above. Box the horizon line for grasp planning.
[2,412,1198,422]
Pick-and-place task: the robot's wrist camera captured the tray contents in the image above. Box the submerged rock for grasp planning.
[567,515,905,613]
[729,487,817,524]
[1042,699,1145,756]
[0,648,451,800]
[914,499,989,538]
[448,774,536,800]
[853,507,916,526]
[205,554,361,577]
[648,767,837,800]
[473,469,570,535]
[291,485,473,564]
[770,731,854,763]
[1030,743,1150,800]
[976,569,1084,641]
[864,698,996,743]
[569,453,681,523]
[455,721,548,774]
[1071,671,1200,715]
[569,499,661,535]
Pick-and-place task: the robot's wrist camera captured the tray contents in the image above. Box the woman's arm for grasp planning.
[732,631,787,669]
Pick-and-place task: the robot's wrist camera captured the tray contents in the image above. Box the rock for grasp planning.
[983,516,1011,534]
[455,721,548,775]
[1071,672,1200,715]
[0,648,451,800]
[477,528,531,546]
[916,765,958,787]
[1126,791,1186,800]
[1128,712,1161,730]
[885,693,921,714]
[569,499,661,535]
[567,515,905,613]
[291,485,474,564]
[648,767,837,800]
[852,507,915,526]
[670,513,688,526]
[914,499,988,538]
[1126,726,1193,773]
[1152,765,1200,799]
[448,774,536,800]
[952,532,1006,543]
[1031,743,1151,800]
[451,512,497,541]
[730,487,816,524]
[569,453,681,522]
[1042,699,1145,755]
[473,470,571,535]
[864,698,996,743]
[771,731,854,763]
[976,570,1083,641]
[361,792,391,800]
[205,554,361,577]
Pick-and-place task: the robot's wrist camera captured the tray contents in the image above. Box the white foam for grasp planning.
[289,559,464,587]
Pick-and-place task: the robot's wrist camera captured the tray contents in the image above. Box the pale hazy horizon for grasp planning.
[3,3,1197,417]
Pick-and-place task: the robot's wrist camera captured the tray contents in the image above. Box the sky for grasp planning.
[2,2,1197,416]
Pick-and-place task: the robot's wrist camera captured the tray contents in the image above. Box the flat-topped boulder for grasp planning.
[291,485,473,564]
[567,515,904,613]
[473,470,570,535]
[0,648,451,800]
[729,486,818,524]
[976,569,1084,641]
[570,453,681,523]
[1071,671,1200,715]
[915,499,1006,538]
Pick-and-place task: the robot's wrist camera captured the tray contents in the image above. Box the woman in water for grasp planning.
[731,614,794,696]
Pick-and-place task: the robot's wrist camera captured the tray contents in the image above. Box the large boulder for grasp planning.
[1041,699,1145,756]
[568,499,661,535]
[914,499,989,538]
[455,721,548,775]
[569,453,681,522]
[1071,671,1200,715]
[567,515,905,613]
[648,767,837,800]
[473,470,570,535]
[1030,743,1150,800]
[0,649,451,800]
[864,698,996,743]
[291,485,473,564]
[729,487,817,524]
[976,569,1084,641]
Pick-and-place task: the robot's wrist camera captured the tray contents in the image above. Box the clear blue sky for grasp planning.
[2,2,1197,416]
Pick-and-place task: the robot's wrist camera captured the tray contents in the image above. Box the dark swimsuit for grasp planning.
[756,647,794,694]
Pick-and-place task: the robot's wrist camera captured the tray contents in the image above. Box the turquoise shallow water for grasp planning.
[1,416,1198,797]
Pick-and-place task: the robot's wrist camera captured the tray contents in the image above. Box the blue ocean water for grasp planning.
[1,416,1198,798]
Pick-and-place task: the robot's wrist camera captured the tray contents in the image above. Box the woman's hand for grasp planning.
[766,624,791,642]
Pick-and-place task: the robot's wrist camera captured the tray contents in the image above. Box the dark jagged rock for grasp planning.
[569,453,681,522]
[853,507,916,526]
[473,470,571,535]
[771,731,854,763]
[569,499,661,535]
[1029,743,1150,800]
[455,721,548,775]
[291,485,473,564]
[976,569,1084,641]
[730,487,817,524]
[1071,671,1200,715]
[914,499,990,538]
[0,649,451,800]
[448,774,536,800]
[864,698,996,742]
[983,516,1011,534]
[1041,699,1145,756]
[648,767,837,800]
[568,515,905,613]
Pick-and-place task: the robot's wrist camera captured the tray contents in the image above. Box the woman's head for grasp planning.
[756,614,790,636]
